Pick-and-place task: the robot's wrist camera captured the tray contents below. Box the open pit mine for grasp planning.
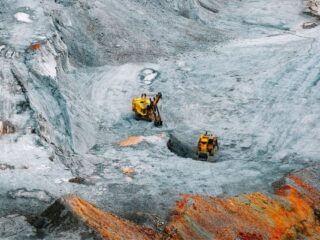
[0,0,320,239]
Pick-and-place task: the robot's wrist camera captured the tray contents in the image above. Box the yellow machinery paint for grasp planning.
[197,132,219,160]
[132,92,162,126]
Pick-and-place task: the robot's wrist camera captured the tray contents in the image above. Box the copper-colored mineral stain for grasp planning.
[30,43,41,50]
[57,167,320,240]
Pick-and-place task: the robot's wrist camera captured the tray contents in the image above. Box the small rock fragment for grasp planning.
[69,177,86,185]
[0,163,15,170]
[0,45,5,53]
[0,120,15,135]
[121,166,136,177]
[30,43,42,51]
[139,68,159,85]
[302,22,318,29]
[14,12,33,23]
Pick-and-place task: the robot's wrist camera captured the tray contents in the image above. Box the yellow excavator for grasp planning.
[132,92,162,126]
[197,132,219,160]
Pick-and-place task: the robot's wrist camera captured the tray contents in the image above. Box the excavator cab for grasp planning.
[197,132,219,160]
[132,92,162,126]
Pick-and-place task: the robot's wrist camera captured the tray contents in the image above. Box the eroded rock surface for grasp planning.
[0,215,36,239]
[40,194,160,240]
[166,164,320,240]
[39,164,320,240]
[0,0,320,238]
[306,0,320,17]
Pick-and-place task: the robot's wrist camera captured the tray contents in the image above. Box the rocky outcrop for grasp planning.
[166,193,319,239]
[302,22,318,29]
[305,0,320,17]
[166,164,320,240]
[40,164,320,240]
[40,195,161,240]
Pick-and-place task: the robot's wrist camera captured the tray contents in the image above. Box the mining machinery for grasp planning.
[197,132,219,160]
[132,92,162,126]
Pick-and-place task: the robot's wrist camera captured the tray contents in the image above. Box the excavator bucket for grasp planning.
[153,105,162,126]
[154,117,162,126]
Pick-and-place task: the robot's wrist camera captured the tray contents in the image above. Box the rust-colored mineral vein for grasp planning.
[58,165,320,240]
[63,195,161,240]
[166,189,320,240]
[165,166,320,240]
[288,174,320,206]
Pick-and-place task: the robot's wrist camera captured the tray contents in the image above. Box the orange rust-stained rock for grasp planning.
[42,164,320,240]
[118,134,165,147]
[165,190,320,240]
[59,195,161,240]
[287,175,320,206]
[165,164,320,240]
[118,136,144,147]
[30,43,42,50]
[121,166,136,177]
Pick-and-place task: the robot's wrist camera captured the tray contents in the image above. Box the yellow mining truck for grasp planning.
[132,92,162,126]
[197,132,219,160]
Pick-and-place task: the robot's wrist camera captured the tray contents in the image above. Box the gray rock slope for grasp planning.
[0,0,320,238]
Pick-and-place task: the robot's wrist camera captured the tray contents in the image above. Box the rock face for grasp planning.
[306,0,320,17]
[1,0,320,238]
[41,164,320,240]
[0,215,36,239]
[167,131,200,160]
[166,164,320,240]
[41,195,161,240]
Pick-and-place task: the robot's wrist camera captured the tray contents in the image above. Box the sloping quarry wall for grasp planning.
[1,0,320,239]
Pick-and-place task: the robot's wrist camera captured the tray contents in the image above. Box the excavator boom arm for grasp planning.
[153,92,162,108]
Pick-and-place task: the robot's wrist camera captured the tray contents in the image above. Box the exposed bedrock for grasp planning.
[305,0,320,17]
[167,130,221,161]
[1,0,320,238]
[52,0,224,66]
[0,215,36,239]
[36,194,160,240]
[167,130,202,160]
[166,165,320,239]
[37,164,320,240]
